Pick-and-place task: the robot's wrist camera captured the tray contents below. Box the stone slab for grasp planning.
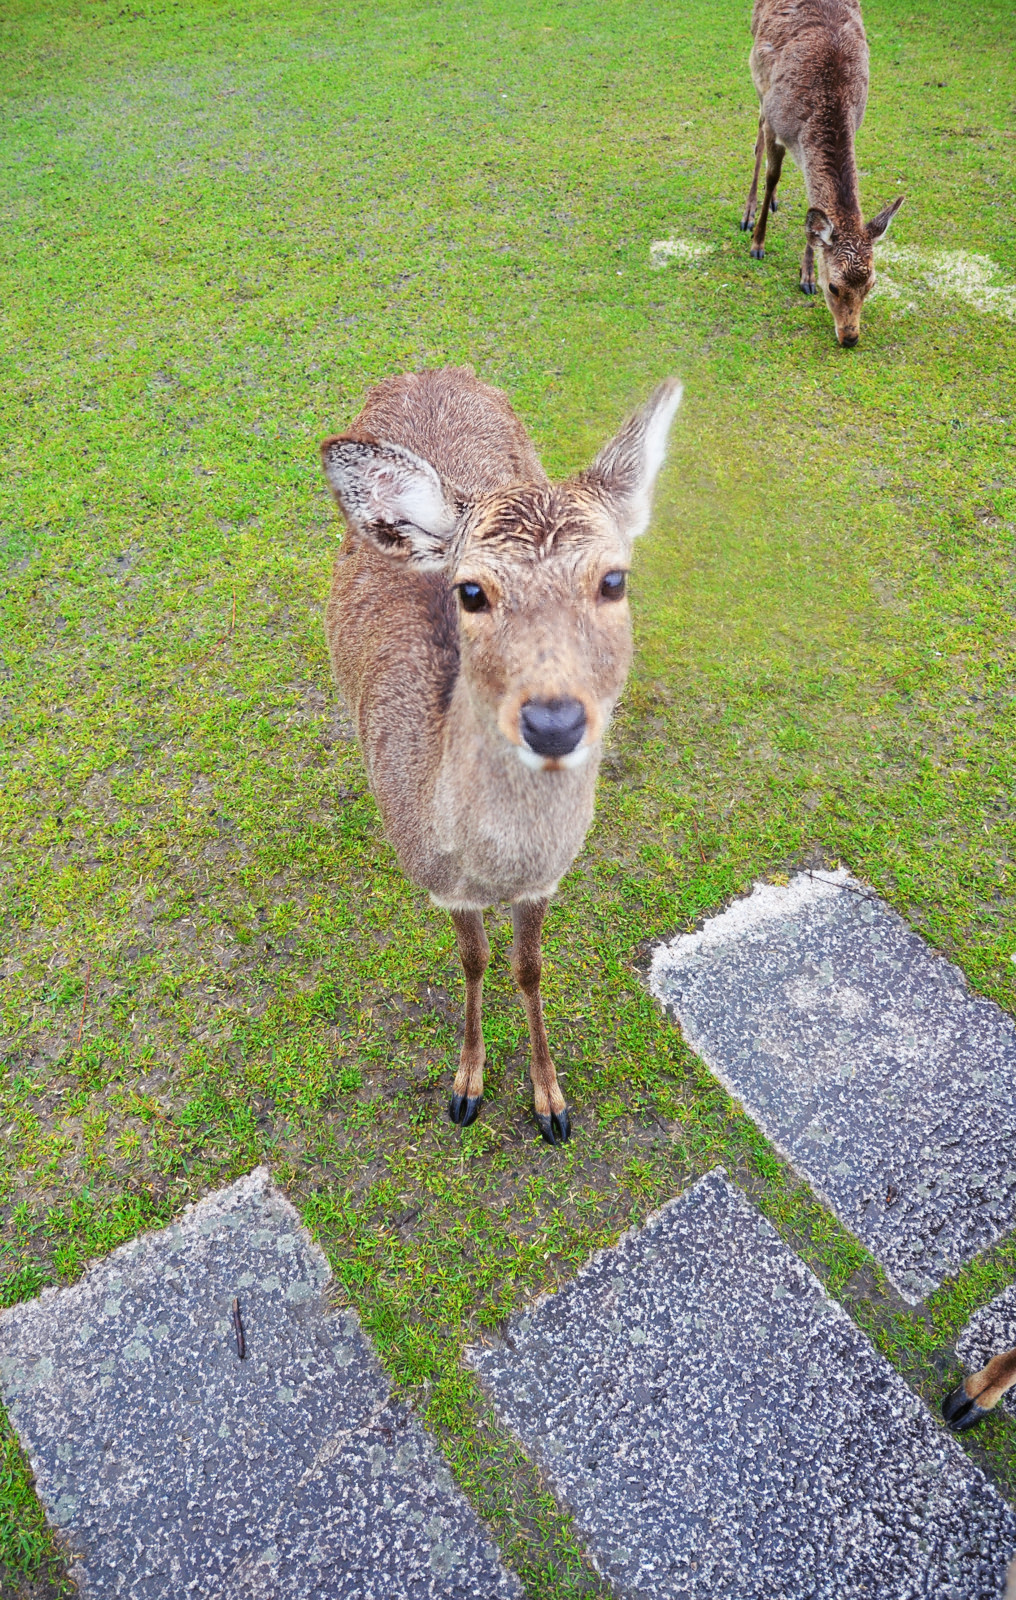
[0,1168,520,1600]
[469,1169,1016,1600]
[649,869,1016,1301]
[957,1285,1016,1420]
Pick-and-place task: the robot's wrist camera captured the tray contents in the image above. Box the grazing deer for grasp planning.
[942,1345,1016,1433]
[320,368,682,1145]
[740,0,904,345]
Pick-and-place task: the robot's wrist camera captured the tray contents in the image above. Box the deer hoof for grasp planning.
[449,1093,483,1128]
[536,1108,571,1146]
[800,277,816,295]
[941,1385,987,1432]
[770,194,779,213]
[749,245,765,260]
[739,209,754,232]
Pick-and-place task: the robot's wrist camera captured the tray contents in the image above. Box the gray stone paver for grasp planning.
[650,869,1016,1301]
[469,1169,1016,1600]
[957,1286,1016,1420]
[0,1168,520,1600]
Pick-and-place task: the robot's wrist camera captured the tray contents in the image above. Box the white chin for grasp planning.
[516,745,591,772]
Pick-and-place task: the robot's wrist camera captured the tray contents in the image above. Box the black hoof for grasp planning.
[749,246,765,260]
[800,280,816,296]
[739,214,753,232]
[942,1384,987,1432]
[448,1093,483,1128]
[770,194,779,213]
[535,1108,571,1147]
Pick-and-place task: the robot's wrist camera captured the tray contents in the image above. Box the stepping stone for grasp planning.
[957,1286,1016,1420]
[650,868,1016,1302]
[469,1169,1016,1599]
[0,1168,520,1600]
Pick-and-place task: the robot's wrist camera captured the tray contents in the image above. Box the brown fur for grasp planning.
[321,366,682,1140]
[741,0,903,344]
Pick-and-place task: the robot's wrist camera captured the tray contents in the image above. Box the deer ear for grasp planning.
[867,196,905,241]
[320,435,463,569]
[581,379,683,540]
[805,207,837,247]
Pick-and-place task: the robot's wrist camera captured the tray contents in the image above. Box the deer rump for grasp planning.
[320,366,682,1144]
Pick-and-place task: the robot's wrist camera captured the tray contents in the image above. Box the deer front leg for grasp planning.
[448,909,489,1128]
[800,241,816,294]
[740,112,765,231]
[749,129,785,259]
[511,898,570,1147]
[942,1347,1016,1432]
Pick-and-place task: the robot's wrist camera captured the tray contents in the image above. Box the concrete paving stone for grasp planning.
[0,1168,520,1600]
[649,869,1016,1302]
[956,1285,1016,1420]
[469,1169,1016,1600]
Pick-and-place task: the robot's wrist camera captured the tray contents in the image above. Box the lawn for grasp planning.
[1,0,1015,1592]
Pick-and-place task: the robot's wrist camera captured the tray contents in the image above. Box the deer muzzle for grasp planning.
[519,697,588,759]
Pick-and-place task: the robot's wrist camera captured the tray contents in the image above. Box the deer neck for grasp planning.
[425,674,600,906]
[802,95,864,232]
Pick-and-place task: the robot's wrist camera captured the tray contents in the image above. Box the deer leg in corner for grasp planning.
[750,129,785,259]
[511,898,570,1147]
[800,241,816,294]
[740,112,766,232]
[942,1347,1016,1433]
[448,909,489,1128]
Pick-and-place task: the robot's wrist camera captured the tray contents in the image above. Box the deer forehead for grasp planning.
[829,241,874,287]
[455,486,625,584]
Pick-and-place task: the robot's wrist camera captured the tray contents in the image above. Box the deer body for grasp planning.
[322,367,681,1143]
[741,0,903,344]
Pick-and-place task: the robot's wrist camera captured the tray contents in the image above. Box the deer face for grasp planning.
[807,199,905,347]
[321,380,683,771]
[450,486,636,769]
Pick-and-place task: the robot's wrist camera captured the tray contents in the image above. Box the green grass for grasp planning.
[1,0,1015,1591]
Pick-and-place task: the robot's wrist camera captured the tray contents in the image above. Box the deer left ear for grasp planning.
[580,378,683,540]
[867,196,905,241]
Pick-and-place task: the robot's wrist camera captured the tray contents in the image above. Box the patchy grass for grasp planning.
[1,0,1015,1590]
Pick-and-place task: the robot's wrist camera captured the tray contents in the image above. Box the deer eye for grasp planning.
[599,570,627,601]
[458,582,489,613]
[829,284,840,299]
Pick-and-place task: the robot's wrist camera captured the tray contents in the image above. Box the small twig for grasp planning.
[391,1207,421,1231]
[805,869,881,905]
[687,816,708,865]
[232,1296,246,1359]
[229,590,236,635]
[75,960,92,1049]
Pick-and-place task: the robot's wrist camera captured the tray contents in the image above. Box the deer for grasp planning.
[740,0,904,346]
[942,1345,1016,1434]
[319,367,682,1145]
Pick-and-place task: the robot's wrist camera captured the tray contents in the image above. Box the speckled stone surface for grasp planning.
[649,869,1016,1301]
[0,1168,520,1600]
[957,1285,1016,1420]
[469,1169,1016,1600]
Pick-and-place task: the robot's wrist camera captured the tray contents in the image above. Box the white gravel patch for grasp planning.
[874,244,1016,320]
[649,236,716,269]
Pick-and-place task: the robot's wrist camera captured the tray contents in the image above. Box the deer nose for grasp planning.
[840,332,859,348]
[519,697,587,758]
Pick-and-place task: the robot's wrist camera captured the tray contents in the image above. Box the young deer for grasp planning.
[320,368,682,1145]
[942,1345,1016,1433]
[740,0,904,346]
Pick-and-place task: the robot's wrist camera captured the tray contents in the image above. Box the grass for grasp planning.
[1,0,1015,1591]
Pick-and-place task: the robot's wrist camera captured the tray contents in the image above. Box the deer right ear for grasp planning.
[805,208,837,247]
[320,436,463,569]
